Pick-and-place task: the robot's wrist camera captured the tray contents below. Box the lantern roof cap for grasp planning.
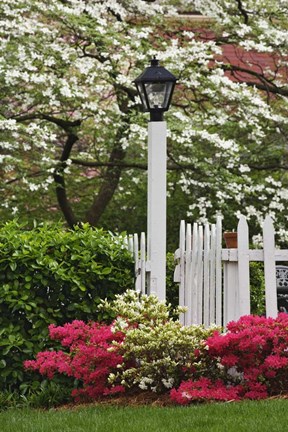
[134,57,177,84]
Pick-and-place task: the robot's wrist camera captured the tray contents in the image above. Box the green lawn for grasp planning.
[1,400,288,432]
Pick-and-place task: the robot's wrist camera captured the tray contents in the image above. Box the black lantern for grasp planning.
[134,57,177,121]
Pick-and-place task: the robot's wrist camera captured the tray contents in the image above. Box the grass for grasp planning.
[1,399,288,432]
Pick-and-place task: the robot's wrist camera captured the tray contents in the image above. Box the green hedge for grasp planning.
[0,220,134,390]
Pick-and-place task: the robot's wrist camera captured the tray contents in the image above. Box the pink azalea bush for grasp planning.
[170,377,242,404]
[171,313,288,404]
[24,320,126,401]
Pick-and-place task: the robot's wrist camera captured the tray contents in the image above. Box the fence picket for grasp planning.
[263,216,278,318]
[196,225,204,324]
[237,216,250,317]
[191,222,199,325]
[140,232,146,294]
[215,216,222,326]
[185,223,192,325]
[209,224,216,324]
[179,220,186,324]
[203,224,210,326]
[132,234,141,293]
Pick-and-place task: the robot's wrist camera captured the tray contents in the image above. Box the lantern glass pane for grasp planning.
[145,82,166,109]
[136,83,148,110]
[162,82,174,109]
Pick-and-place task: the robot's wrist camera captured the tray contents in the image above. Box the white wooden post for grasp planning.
[147,121,167,301]
[263,216,278,318]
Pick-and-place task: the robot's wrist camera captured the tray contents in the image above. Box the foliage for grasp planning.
[25,381,73,409]
[0,381,73,411]
[24,321,126,402]
[22,291,288,405]
[172,313,288,404]
[170,377,241,403]
[105,290,218,393]
[0,220,133,390]
[25,290,219,398]
[0,391,20,412]
[0,1,287,245]
[166,252,179,309]
[250,262,265,315]
[110,320,217,393]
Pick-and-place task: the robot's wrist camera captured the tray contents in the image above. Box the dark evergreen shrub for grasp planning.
[0,220,134,390]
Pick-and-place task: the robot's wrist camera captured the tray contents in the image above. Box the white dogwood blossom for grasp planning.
[0,0,287,240]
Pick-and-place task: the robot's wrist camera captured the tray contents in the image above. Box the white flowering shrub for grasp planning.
[101,290,220,393]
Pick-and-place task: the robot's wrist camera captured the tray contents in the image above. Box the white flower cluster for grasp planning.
[103,290,219,393]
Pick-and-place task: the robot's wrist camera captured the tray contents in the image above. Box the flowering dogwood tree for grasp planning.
[0,0,287,242]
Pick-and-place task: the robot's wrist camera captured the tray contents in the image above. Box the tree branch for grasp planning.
[236,0,249,24]
[13,113,82,130]
[71,158,203,172]
[53,133,79,227]
[222,64,288,96]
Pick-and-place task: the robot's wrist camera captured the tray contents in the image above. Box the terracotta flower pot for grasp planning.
[223,232,238,248]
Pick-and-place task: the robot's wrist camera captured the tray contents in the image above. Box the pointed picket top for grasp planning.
[133,233,139,260]
[237,215,249,248]
[263,215,274,237]
[180,220,186,252]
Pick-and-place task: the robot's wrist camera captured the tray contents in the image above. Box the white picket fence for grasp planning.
[174,216,223,326]
[126,232,147,294]
[127,214,288,327]
[174,214,288,327]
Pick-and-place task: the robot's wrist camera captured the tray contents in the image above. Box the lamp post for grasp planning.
[134,57,177,300]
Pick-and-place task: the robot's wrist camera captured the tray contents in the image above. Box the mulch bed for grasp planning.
[57,390,175,410]
[56,391,288,411]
